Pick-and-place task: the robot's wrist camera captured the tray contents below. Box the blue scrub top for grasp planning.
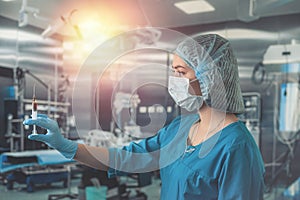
[108,114,265,200]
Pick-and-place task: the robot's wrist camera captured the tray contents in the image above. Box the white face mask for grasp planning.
[168,76,204,111]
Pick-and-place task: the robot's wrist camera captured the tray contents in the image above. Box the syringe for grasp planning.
[32,84,38,134]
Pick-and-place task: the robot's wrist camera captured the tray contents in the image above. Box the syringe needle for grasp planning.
[33,83,36,98]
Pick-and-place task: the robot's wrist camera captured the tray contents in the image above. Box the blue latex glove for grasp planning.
[23,114,78,159]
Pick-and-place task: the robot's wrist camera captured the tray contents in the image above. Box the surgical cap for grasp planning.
[174,34,245,114]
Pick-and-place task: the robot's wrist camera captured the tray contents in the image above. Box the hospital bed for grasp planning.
[0,150,74,192]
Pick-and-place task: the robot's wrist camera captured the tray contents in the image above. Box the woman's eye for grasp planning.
[168,66,186,76]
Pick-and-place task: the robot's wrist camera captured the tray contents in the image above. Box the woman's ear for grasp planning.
[189,79,202,96]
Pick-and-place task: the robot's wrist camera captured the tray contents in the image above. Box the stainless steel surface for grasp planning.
[0,16,63,78]
[1,0,300,79]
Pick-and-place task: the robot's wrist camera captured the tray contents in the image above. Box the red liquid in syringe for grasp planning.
[32,94,38,134]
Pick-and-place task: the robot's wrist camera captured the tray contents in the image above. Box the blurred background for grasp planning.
[0,0,299,199]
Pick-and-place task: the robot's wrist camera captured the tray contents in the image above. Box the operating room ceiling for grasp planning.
[1,0,300,81]
[1,0,300,30]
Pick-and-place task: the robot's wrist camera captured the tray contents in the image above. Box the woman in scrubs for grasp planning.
[24,34,265,199]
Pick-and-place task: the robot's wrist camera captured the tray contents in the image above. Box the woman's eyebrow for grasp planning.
[172,65,187,70]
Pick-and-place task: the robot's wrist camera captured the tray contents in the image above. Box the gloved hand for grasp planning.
[23,114,78,159]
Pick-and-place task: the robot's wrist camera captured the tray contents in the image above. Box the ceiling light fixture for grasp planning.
[174,0,215,14]
[194,28,278,40]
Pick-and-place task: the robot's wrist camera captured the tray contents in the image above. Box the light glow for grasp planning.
[61,10,129,67]
[63,41,74,50]
[77,19,103,40]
